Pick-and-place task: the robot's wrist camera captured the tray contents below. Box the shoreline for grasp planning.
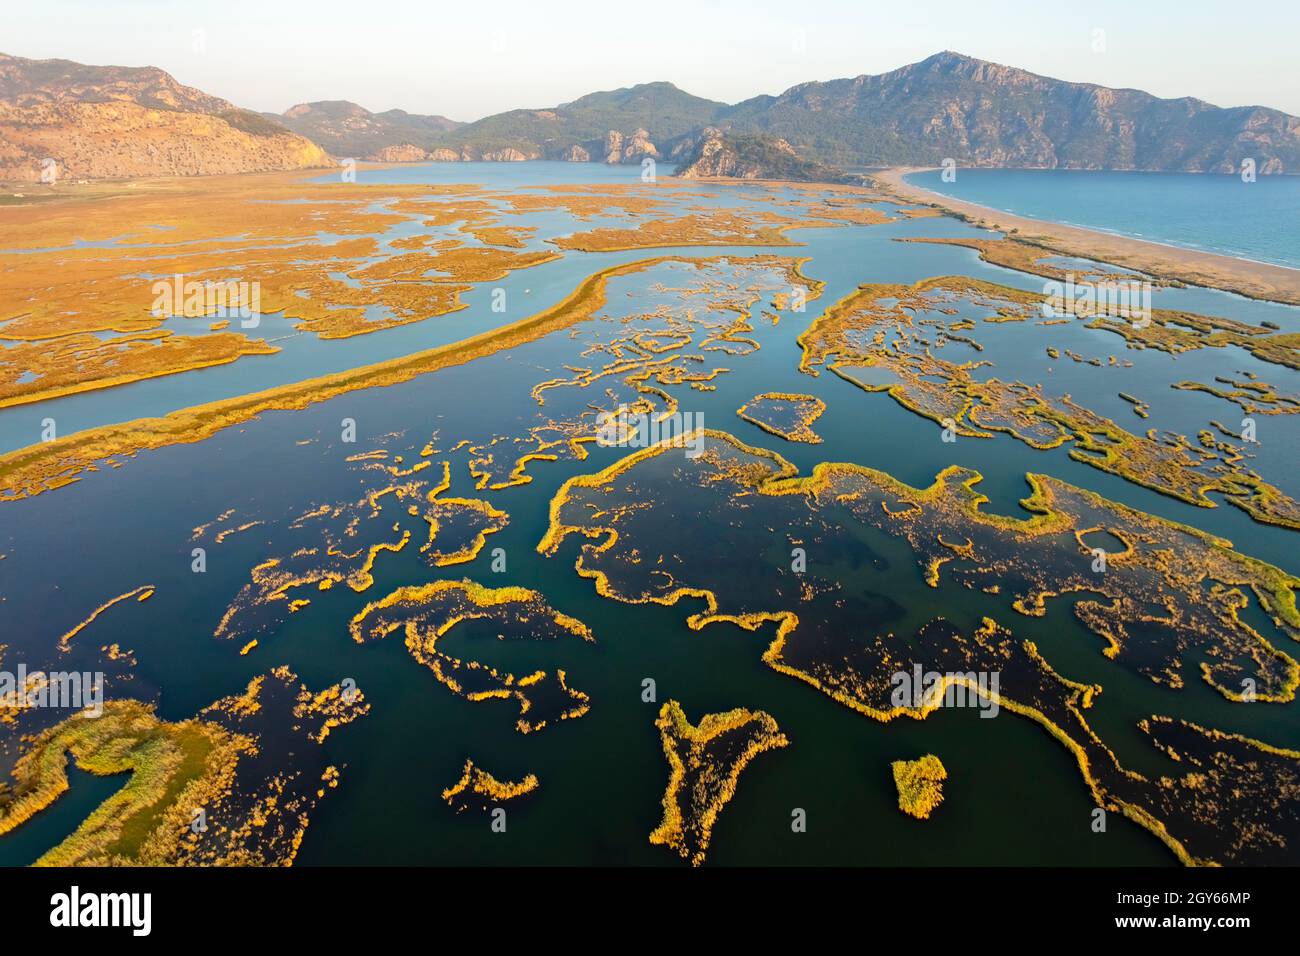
[871,167,1300,306]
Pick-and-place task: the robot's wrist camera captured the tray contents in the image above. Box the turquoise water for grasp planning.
[906,169,1300,270]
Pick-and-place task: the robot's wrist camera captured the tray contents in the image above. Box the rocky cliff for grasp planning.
[603,128,658,164]
[673,127,851,182]
[369,143,432,163]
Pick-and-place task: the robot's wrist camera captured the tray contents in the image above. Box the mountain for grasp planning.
[718,51,1300,173]
[673,127,852,182]
[272,100,461,158]
[434,82,727,161]
[5,51,1298,179]
[349,54,1295,173]
[0,52,330,181]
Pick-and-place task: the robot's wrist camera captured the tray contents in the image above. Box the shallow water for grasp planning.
[1,163,1297,866]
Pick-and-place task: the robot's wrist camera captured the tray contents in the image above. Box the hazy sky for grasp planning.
[8,0,1299,120]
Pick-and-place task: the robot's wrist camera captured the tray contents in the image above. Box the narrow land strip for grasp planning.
[872,167,1300,306]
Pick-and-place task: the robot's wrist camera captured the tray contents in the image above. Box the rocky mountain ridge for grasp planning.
[272,100,461,158]
[5,50,1298,181]
[404,52,1300,174]
[0,52,330,182]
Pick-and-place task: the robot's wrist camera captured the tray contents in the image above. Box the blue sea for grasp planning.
[905,168,1300,270]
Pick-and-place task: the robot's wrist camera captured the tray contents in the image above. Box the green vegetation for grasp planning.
[676,131,853,182]
[435,82,726,159]
[217,108,293,138]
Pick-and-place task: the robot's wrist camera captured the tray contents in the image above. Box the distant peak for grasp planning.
[610,81,686,96]
[283,100,371,119]
[914,50,988,70]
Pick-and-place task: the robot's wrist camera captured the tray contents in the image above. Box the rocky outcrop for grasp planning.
[627,128,658,160]
[429,147,461,162]
[674,127,850,182]
[368,143,429,162]
[0,52,330,181]
[603,128,659,164]
[675,127,760,177]
[479,147,537,162]
[603,130,624,163]
[562,144,590,162]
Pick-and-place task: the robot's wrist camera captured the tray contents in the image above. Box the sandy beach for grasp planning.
[872,167,1300,306]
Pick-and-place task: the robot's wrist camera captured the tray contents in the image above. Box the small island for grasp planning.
[892,755,948,820]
